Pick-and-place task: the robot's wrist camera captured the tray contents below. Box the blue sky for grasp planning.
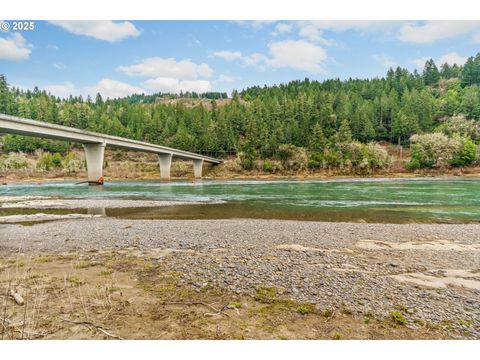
[0,20,479,98]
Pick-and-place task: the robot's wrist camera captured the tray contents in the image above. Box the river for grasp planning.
[1,177,479,223]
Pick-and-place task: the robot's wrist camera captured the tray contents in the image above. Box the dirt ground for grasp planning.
[0,250,453,340]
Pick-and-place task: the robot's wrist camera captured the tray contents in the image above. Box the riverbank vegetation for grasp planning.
[1,53,480,176]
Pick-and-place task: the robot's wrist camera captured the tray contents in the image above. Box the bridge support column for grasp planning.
[193,159,204,179]
[83,143,105,184]
[158,154,172,180]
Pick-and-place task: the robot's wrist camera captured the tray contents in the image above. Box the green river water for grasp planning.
[1,178,479,223]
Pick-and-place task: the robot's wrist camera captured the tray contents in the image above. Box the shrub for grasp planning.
[52,153,62,168]
[36,152,63,171]
[408,133,461,169]
[277,144,308,171]
[450,137,478,167]
[436,115,480,142]
[323,149,343,169]
[62,151,84,174]
[262,159,273,172]
[390,311,407,325]
[237,151,256,171]
[0,152,30,172]
[308,152,323,169]
[365,142,392,171]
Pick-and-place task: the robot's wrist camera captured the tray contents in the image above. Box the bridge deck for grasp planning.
[0,113,222,164]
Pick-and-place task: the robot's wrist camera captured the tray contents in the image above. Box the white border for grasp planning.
[2,0,480,20]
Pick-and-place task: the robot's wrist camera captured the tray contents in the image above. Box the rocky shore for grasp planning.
[1,217,479,338]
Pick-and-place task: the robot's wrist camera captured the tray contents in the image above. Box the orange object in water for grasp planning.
[97,176,104,185]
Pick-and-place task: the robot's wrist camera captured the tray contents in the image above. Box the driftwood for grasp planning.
[60,317,125,340]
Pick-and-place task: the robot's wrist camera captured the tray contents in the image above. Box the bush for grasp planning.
[365,142,392,171]
[450,137,478,167]
[436,115,480,142]
[262,159,273,172]
[0,152,30,172]
[37,152,63,171]
[408,133,461,169]
[323,149,343,169]
[276,144,308,171]
[308,152,323,169]
[62,151,84,174]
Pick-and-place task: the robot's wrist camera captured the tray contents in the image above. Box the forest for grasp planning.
[1,52,480,174]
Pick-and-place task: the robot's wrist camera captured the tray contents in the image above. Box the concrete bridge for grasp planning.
[0,113,222,184]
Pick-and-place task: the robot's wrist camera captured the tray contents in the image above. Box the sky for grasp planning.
[0,20,479,99]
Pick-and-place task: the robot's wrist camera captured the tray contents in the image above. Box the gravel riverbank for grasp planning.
[1,218,479,338]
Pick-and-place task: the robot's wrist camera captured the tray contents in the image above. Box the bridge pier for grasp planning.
[83,143,106,184]
[158,153,173,179]
[193,159,204,179]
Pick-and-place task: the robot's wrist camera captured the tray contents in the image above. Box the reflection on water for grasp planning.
[1,178,480,223]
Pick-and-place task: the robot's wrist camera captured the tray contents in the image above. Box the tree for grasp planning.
[309,123,326,152]
[392,110,419,145]
[422,59,440,86]
[461,53,480,87]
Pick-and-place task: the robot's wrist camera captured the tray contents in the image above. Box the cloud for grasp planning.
[306,20,401,33]
[212,50,242,61]
[243,53,268,67]
[412,52,468,70]
[372,53,397,69]
[234,21,276,30]
[85,79,144,99]
[142,77,211,93]
[438,52,468,66]
[271,22,292,36]
[398,21,480,44]
[117,57,213,80]
[266,40,327,73]
[216,74,236,83]
[412,57,430,69]
[297,22,335,45]
[49,20,140,42]
[44,82,76,99]
[0,33,32,60]
[53,62,66,70]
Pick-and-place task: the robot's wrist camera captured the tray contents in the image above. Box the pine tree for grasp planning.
[422,59,440,86]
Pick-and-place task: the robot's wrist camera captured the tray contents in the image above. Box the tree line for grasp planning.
[1,53,480,160]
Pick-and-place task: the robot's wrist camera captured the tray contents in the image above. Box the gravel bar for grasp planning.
[1,218,479,338]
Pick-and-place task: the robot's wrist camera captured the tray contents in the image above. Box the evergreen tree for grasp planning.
[423,59,440,86]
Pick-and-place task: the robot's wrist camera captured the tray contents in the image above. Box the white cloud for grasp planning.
[297,22,334,45]
[49,20,140,42]
[398,21,480,44]
[437,52,468,66]
[53,62,66,70]
[234,21,276,30]
[143,77,211,94]
[243,53,268,67]
[0,33,32,60]
[372,53,397,69]
[85,79,144,99]
[117,57,213,80]
[271,22,292,36]
[412,57,430,69]
[412,52,468,70]
[266,40,327,73]
[216,74,236,83]
[212,50,242,61]
[44,82,76,99]
[306,20,400,33]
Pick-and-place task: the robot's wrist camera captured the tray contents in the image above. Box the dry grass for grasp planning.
[0,249,463,340]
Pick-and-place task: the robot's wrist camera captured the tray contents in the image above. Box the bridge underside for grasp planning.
[0,113,222,184]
